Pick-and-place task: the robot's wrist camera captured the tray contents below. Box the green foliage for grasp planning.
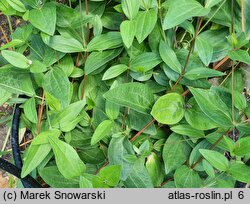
[174,165,202,188]
[91,120,113,145]
[163,133,191,174]
[0,0,249,188]
[48,136,86,179]
[93,165,122,188]
[199,149,229,171]
[2,50,31,69]
[104,82,154,114]
[151,93,185,124]
[28,3,56,35]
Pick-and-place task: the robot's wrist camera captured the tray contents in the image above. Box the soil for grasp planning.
[0,15,19,45]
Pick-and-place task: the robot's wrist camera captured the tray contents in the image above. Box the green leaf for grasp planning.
[23,97,38,124]
[202,159,215,178]
[223,136,235,154]
[199,149,229,171]
[159,41,182,74]
[146,153,164,187]
[6,0,26,12]
[228,50,250,65]
[206,131,230,151]
[60,115,85,133]
[21,129,61,178]
[30,129,62,145]
[0,0,16,15]
[135,9,157,43]
[93,15,103,36]
[56,3,90,28]
[189,140,212,171]
[163,133,191,174]
[91,120,113,145]
[79,176,93,188]
[108,135,135,180]
[42,34,84,53]
[163,0,209,30]
[87,32,122,52]
[244,0,250,37]
[151,93,185,125]
[198,29,230,62]
[0,88,11,106]
[85,48,123,75]
[48,136,86,179]
[22,0,39,9]
[171,124,205,139]
[70,68,84,78]
[0,39,24,51]
[124,158,154,188]
[52,101,86,132]
[227,163,250,183]
[127,110,157,135]
[43,67,71,110]
[120,20,136,48]
[29,3,56,35]
[189,87,233,127]
[78,146,106,164]
[184,68,225,80]
[95,165,122,187]
[105,81,120,120]
[104,82,154,114]
[30,34,65,67]
[121,0,140,20]
[29,60,47,73]
[39,166,79,188]
[205,0,223,8]
[21,144,51,178]
[185,97,218,130]
[92,177,109,188]
[1,50,31,69]
[130,52,162,72]
[102,64,128,80]
[234,137,250,156]
[195,36,213,66]
[179,20,195,36]
[57,55,75,76]
[174,165,202,188]
[0,67,35,96]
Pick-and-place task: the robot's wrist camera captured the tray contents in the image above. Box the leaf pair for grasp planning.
[22,129,86,180]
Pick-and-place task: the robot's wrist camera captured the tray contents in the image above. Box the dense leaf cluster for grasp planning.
[0,0,250,188]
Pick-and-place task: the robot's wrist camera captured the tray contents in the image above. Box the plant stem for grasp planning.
[95,160,109,174]
[37,91,45,134]
[6,15,13,35]
[170,17,203,92]
[213,56,229,70]
[1,128,11,152]
[0,25,9,43]
[130,119,156,142]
